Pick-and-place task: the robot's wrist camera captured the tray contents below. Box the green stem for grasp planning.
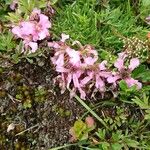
[49,143,78,150]
[69,89,109,129]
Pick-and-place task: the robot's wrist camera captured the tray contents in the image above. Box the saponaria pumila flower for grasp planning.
[12,8,52,53]
[48,34,142,99]
[107,52,142,89]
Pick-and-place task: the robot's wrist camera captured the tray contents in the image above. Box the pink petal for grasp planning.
[73,74,80,88]
[118,52,127,59]
[10,0,18,10]
[128,58,140,71]
[38,29,49,40]
[85,116,95,128]
[28,42,38,53]
[66,48,80,64]
[125,78,142,89]
[107,75,120,83]
[78,88,86,100]
[61,33,69,42]
[32,8,41,15]
[99,60,107,70]
[114,58,124,71]
[56,66,69,73]
[67,73,72,88]
[20,22,35,35]
[81,76,92,85]
[95,75,104,88]
[55,54,64,66]
[12,26,22,38]
[84,57,96,65]
[39,14,51,28]
[48,42,60,48]
[100,71,112,78]
[89,48,98,57]
[69,88,76,99]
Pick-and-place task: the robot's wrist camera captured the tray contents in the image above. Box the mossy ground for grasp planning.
[0,55,84,149]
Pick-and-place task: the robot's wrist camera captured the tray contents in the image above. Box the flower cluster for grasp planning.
[107,52,142,89]
[12,9,51,53]
[122,37,149,61]
[49,34,142,99]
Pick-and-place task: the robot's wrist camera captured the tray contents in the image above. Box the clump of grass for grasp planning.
[53,0,149,51]
[53,0,101,47]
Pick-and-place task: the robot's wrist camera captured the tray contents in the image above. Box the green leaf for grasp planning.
[141,0,150,7]
[111,143,123,150]
[96,129,106,140]
[132,95,149,109]
[119,80,128,91]
[112,131,122,141]
[101,142,110,150]
[125,139,139,148]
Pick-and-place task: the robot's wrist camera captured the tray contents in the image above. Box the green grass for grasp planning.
[53,0,150,52]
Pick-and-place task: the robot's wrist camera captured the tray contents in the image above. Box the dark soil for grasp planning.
[0,56,84,150]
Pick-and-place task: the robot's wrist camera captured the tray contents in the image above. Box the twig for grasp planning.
[7,94,22,103]
[15,124,39,136]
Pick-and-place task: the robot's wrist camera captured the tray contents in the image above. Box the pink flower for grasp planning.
[81,45,98,66]
[31,13,51,41]
[12,9,51,53]
[81,61,111,93]
[107,54,142,89]
[12,22,35,39]
[66,47,81,66]
[25,42,38,53]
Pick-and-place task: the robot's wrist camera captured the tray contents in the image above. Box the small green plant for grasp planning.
[69,117,95,142]
[132,94,150,120]
[0,32,16,52]
[34,86,47,103]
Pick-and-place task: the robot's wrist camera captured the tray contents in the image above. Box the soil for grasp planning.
[0,55,84,150]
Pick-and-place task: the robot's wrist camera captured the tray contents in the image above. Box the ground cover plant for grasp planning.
[0,0,150,149]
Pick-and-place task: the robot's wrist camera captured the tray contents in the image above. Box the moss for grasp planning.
[15,94,23,100]
[0,67,3,74]
[65,110,71,117]
[0,90,6,98]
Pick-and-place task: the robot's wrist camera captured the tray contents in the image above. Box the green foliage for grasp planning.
[132,94,150,120]
[118,80,138,101]
[133,64,150,82]
[99,49,116,65]
[70,119,95,141]
[34,86,47,103]
[104,106,127,130]
[5,0,47,23]
[0,0,150,149]
[0,32,16,52]
[139,0,150,19]
[53,0,101,47]
[53,0,148,52]
[94,129,140,149]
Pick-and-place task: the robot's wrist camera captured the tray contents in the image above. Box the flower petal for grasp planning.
[114,58,124,71]
[99,60,107,70]
[81,76,92,85]
[73,74,80,88]
[128,58,140,71]
[28,42,38,53]
[107,75,120,83]
[125,78,142,89]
